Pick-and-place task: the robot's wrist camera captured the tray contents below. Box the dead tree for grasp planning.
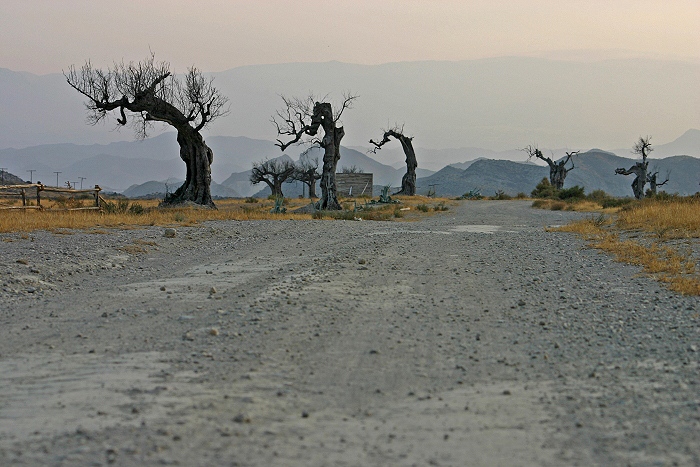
[647,170,669,196]
[523,145,578,190]
[273,94,357,210]
[250,158,296,198]
[616,136,652,199]
[65,54,228,208]
[370,127,418,195]
[291,155,321,198]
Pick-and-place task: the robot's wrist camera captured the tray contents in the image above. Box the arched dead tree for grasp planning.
[616,136,652,199]
[523,145,578,190]
[291,155,321,199]
[370,127,418,195]
[273,93,357,210]
[250,158,296,198]
[65,54,228,208]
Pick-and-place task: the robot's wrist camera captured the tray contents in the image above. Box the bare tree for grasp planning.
[250,158,296,198]
[273,93,358,210]
[65,54,228,207]
[616,136,652,199]
[523,145,579,190]
[647,170,669,196]
[291,155,322,198]
[370,126,418,195]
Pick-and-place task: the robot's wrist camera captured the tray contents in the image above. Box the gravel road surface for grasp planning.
[1,200,698,466]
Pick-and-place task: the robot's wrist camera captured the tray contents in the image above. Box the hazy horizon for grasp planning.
[0,1,698,154]
[1,1,698,75]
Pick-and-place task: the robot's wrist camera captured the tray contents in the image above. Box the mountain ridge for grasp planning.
[1,57,697,151]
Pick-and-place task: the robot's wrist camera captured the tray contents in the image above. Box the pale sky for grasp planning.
[1,0,698,75]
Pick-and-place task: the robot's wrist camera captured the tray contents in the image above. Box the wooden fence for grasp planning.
[0,183,102,211]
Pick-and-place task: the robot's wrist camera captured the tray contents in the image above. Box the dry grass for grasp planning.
[533,198,620,213]
[0,195,455,233]
[616,198,700,239]
[554,200,700,295]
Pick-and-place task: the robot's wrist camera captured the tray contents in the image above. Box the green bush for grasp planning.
[557,185,585,200]
[416,204,429,212]
[244,196,258,203]
[531,178,556,198]
[601,197,633,208]
[434,202,449,211]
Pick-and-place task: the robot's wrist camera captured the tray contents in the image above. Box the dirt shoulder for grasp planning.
[1,200,698,466]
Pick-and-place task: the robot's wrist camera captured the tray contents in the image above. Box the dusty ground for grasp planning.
[0,200,698,466]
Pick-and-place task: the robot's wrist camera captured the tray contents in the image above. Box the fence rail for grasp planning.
[0,183,102,211]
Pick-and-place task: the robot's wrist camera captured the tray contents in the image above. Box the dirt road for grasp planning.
[1,200,698,466]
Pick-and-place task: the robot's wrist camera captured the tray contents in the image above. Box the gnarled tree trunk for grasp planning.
[369,128,418,196]
[319,125,344,210]
[616,136,653,200]
[395,135,417,196]
[550,164,567,190]
[274,95,356,210]
[306,175,318,198]
[523,146,577,191]
[65,56,227,209]
[164,128,214,207]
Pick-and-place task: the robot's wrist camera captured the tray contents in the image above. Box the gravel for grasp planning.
[0,200,698,466]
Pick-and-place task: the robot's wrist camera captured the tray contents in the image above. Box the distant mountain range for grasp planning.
[1,129,698,199]
[416,150,700,198]
[1,57,698,152]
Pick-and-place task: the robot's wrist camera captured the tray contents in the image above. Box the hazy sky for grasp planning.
[1,0,698,74]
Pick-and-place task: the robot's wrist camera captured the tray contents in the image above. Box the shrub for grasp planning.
[531,178,556,198]
[557,185,585,200]
[460,189,483,200]
[587,189,609,201]
[128,203,145,215]
[516,192,528,199]
[493,190,512,200]
[434,202,449,211]
[244,196,258,203]
[393,208,404,218]
[416,204,429,212]
[601,197,633,208]
[550,201,566,210]
[103,198,130,214]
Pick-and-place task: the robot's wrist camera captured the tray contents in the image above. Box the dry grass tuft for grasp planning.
[556,199,700,295]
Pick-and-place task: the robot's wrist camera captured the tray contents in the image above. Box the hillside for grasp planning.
[417,150,700,197]
[122,180,240,199]
[1,133,697,198]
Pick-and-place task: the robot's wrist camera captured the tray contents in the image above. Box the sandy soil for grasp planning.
[0,200,698,466]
